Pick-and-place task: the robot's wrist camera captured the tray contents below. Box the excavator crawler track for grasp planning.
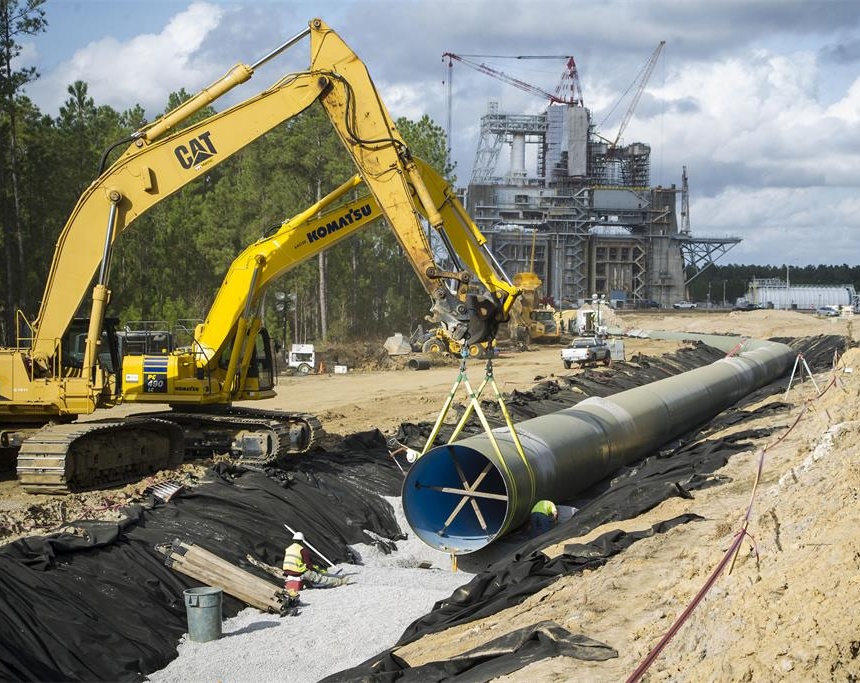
[150,407,323,465]
[17,418,185,495]
[15,408,322,494]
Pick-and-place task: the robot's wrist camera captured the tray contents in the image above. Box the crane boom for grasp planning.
[611,40,665,146]
[443,53,581,106]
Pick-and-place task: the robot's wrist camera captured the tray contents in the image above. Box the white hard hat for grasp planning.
[293,531,305,542]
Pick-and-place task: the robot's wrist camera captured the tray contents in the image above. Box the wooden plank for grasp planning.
[171,559,282,612]
[163,542,285,613]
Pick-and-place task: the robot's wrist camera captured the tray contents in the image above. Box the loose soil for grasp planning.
[3,309,859,681]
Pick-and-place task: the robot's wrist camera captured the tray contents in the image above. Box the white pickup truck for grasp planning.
[561,336,612,369]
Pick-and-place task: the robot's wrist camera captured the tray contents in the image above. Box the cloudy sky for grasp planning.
[19,0,860,266]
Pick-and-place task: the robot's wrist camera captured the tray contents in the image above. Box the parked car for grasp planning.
[816,306,839,317]
[733,301,762,311]
[672,301,698,309]
[561,336,611,369]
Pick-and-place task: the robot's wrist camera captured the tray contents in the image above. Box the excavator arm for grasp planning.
[4,18,521,493]
[31,18,516,379]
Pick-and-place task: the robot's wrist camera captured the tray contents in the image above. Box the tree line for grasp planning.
[0,0,453,348]
[2,2,856,349]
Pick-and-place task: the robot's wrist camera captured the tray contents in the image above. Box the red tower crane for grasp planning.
[443,52,584,106]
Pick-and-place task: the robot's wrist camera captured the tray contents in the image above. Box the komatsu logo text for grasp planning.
[174,131,216,169]
[307,205,373,243]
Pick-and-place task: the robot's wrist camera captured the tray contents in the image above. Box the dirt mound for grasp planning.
[315,340,461,373]
[316,340,398,372]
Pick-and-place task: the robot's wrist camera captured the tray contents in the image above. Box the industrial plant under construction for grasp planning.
[445,47,739,309]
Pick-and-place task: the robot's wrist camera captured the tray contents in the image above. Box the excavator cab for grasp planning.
[245,327,276,391]
[61,318,122,379]
[124,325,276,401]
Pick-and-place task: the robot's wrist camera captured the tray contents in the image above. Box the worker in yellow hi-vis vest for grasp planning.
[282,531,348,599]
[529,499,558,538]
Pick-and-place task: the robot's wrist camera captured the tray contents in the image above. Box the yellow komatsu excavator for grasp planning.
[0,19,520,494]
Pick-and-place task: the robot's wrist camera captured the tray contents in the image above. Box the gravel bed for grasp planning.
[146,498,471,682]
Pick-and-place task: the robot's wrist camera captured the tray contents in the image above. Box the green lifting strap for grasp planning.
[419,340,536,505]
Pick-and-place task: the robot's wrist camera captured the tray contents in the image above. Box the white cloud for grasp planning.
[693,186,860,265]
[375,82,428,123]
[26,2,225,116]
[626,45,860,200]
[827,75,860,123]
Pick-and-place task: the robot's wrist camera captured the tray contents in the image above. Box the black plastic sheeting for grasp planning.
[0,335,851,682]
[327,619,619,683]
[0,446,405,682]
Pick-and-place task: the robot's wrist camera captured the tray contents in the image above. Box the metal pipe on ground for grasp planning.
[402,335,796,555]
[408,357,431,371]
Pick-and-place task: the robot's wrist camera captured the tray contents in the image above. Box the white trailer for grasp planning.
[286,344,315,375]
[746,279,857,311]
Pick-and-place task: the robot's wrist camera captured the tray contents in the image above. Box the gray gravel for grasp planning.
[146,497,473,682]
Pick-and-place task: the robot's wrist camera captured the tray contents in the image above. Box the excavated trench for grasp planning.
[0,334,848,682]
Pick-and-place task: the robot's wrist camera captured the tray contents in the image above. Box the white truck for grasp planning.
[561,336,612,369]
[286,344,316,375]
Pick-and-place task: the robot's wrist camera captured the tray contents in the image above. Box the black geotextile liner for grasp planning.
[779,333,853,372]
[0,444,405,683]
[324,619,618,683]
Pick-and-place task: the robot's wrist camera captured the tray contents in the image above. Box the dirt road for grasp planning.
[259,337,680,439]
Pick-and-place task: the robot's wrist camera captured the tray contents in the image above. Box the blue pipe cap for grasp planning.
[402,444,509,554]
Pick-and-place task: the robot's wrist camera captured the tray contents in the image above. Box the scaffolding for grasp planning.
[469,103,738,307]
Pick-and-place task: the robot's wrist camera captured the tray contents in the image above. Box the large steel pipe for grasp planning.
[402,337,795,554]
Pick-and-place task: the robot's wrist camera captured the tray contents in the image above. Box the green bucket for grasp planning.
[183,587,223,642]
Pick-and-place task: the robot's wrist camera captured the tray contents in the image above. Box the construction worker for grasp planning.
[529,499,559,538]
[282,531,347,598]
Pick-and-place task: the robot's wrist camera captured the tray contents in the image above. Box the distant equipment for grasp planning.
[286,344,316,375]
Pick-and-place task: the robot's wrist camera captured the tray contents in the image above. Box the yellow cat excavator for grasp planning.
[0,19,520,493]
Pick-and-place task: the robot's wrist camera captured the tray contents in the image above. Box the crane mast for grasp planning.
[443,53,582,106]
